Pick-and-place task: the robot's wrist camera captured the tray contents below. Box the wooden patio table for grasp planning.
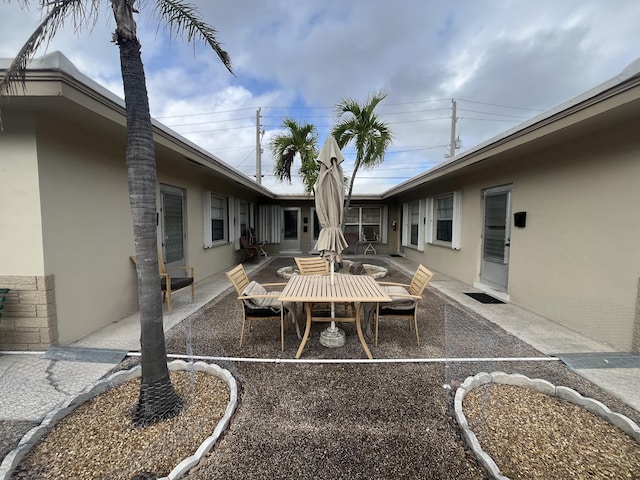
[278,274,391,359]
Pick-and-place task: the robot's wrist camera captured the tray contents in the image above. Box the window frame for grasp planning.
[426,190,462,250]
[344,205,387,244]
[203,191,229,248]
[210,193,227,244]
[434,193,454,243]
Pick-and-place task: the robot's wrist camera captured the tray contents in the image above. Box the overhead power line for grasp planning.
[456,98,545,112]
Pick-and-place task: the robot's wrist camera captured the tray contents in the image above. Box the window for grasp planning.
[210,194,226,242]
[203,191,228,248]
[410,201,420,246]
[239,201,249,238]
[435,194,453,242]
[426,191,462,250]
[344,206,386,242]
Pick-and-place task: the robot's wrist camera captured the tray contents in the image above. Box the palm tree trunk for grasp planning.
[342,157,362,230]
[113,3,182,426]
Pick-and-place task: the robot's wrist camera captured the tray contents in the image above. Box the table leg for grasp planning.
[295,302,313,359]
[355,303,373,360]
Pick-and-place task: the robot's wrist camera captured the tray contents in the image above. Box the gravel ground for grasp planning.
[4,257,640,479]
[11,371,229,479]
[464,384,640,479]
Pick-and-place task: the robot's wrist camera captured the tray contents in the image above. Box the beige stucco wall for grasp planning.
[1,107,270,348]
[35,114,138,344]
[507,122,640,351]
[1,113,46,275]
[404,119,640,351]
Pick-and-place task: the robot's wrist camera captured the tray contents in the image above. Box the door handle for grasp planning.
[505,242,511,247]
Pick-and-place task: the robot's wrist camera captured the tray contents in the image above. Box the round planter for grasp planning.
[0,360,238,480]
[453,372,640,480]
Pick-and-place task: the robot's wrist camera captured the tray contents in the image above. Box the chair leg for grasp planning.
[414,313,420,346]
[166,289,172,313]
[280,309,285,351]
[240,312,247,347]
[375,313,379,347]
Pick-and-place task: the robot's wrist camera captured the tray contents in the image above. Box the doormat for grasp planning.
[43,346,128,364]
[389,254,402,257]
[464,292,505,304]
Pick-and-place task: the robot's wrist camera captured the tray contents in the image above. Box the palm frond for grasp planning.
[269,117,318,184]
[1,0,92,96]
[0,0,98,129]
[154,0,233,75]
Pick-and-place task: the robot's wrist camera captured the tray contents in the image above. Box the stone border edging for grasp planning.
[453,372,640,480]
[0,360,238,480]
[277,260,388,280]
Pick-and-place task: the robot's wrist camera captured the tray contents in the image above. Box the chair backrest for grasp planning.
[408,264,434,297]
[158,254,167,275]
[226,264,250,295]
[240,236,252,248]
[295,257,329,275]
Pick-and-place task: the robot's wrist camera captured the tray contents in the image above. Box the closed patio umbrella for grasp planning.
[314,135,349,347]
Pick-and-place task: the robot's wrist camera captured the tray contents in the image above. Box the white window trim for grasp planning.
[229,197,236,248]
[402,203,409,247]
[402,200,425,251]
[203,191,213,248]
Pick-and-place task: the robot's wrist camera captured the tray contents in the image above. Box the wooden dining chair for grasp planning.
[294,257,355,317]
[294,256,329,275]
[225,264,287,350]
[130,254,194,313]
[375,264,434,346]
[240,236,261,263]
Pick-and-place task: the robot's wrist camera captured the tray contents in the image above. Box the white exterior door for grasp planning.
[280,207,301,253]
[480,185,512,292]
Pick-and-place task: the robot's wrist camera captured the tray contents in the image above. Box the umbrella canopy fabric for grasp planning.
[314,136,348,263]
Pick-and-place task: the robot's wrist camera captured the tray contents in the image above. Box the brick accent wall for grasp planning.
[0,275,58,351]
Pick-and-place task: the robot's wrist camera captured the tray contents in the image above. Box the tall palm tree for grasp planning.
[270,117,319,194]
[332,91,392,227]
[0,0,233,426]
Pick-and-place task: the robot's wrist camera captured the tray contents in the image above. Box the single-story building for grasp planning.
[1,52,638,353]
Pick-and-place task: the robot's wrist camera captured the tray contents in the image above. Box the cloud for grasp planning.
[2,0,640,195]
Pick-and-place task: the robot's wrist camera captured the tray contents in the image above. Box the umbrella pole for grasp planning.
[319,258,346,348]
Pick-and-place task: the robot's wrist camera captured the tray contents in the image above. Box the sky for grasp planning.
[2,0,640,195]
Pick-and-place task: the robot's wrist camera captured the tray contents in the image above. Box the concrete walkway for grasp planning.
[1,256,638,424]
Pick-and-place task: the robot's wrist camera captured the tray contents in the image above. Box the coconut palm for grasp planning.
[270,117,319,194]
[332,91,392,227]
[0,0,233,426]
